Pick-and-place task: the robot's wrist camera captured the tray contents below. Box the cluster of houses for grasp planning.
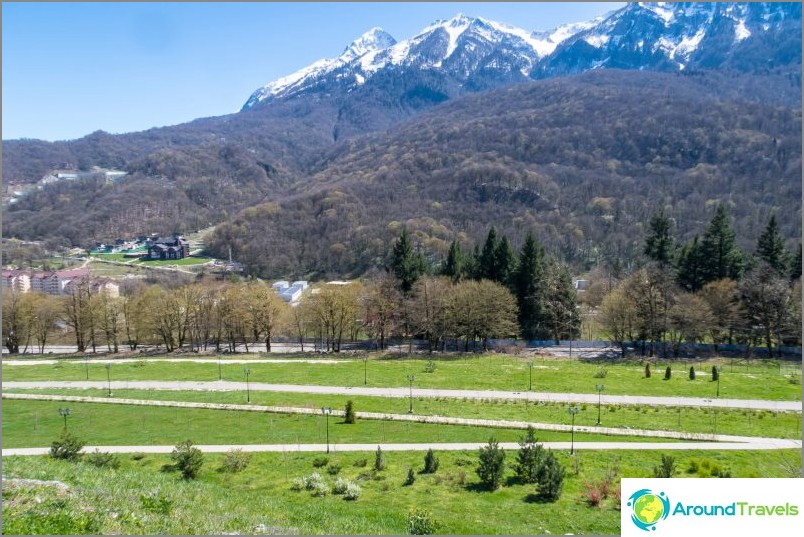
[93,234,190,261]
[272,280,309,303]
[1,268,120,297]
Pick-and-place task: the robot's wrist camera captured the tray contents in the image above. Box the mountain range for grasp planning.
[2,2,801,279]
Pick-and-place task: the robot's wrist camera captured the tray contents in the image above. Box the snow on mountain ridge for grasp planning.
[245,13,599,107]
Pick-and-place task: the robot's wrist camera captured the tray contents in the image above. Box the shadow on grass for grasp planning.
[523,493,555,504]
[463,482,496,493]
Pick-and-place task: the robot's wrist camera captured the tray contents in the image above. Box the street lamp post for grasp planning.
[406,374,415,414]
[528,360,534,391]
[595,384,605,425]
[244,367,251,403]
[104,363,112,397]
[321,406,332,453]
[58,407,72,430]
[716,366,721,398]
[568,405,580,455]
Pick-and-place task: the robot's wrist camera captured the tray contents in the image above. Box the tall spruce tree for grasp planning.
[478,227,499,281]
[493,236,517,288]
[513,231,548,340]
[545,264,581,343]
[699,205,744,283]
[441,239,465,283]
[644,210,675,267]
[676,236,706,292]
[756,215,790,276]
[391,228,426,294]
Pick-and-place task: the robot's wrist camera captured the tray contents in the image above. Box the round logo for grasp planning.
[627,489,670,531]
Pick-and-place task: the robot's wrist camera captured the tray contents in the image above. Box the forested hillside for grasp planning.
[203,70,801,278]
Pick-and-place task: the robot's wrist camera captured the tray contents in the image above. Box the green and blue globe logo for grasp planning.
[627,489,671,531]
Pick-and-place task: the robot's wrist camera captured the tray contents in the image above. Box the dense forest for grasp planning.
[205,70,802,278]
[3,70,801,280]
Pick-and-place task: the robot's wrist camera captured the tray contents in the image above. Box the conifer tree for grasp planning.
[756,215,790,276]
[494,236,517,288]
[699,205,744,283]
[644,210,675,267]
[441,239,465,282]
[513,231,548,340]
[391,229,426,294]
[478,227,499,281]
[676,236,706,292]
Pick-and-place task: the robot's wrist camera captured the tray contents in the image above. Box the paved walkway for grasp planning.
[4,393,800,449]
[4,380,801,411]
[2,358,346,366]
[4,437,800,458]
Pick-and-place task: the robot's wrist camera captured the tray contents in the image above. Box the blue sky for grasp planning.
[2,2,624,142]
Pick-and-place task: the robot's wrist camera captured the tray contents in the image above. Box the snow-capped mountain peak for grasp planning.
[243,3,801,110]
[340,27,397,63]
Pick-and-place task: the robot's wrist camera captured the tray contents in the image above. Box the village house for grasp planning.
[146,236,189,260]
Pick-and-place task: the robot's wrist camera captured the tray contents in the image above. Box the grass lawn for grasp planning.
[1,399,660,449]
[2,448,799,535]
[6,388,802,439]
[4,354,801,401]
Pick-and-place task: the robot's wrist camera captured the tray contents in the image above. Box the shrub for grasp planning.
[536,451,565,501]
[343,482,361,500]
[310,481,329,497]
[312,456,329,468]
[404,467,416,486]
[712,366,719,382]
[131,452,146,461]
[374,446,386,471]
[424,360,436,373]
[407,508,437,535]
[423,449,439,474]
[476,437,505,490]
[455,457,474,467]
[221,448,251,473]
[689,366,696,381]
[594,368,607,378]
[303,472,324,490]
[344,400,356,424]
[645,363,651,378]
[85,449,120,469]
[353,457,368,467]
[171,440,204,479]
[582,481,604,507]
[332,477,350,494]
[514,426,544,484]
[50,431,85,461]
[290,478,305,491]
[653,454,677,478]
[327,463,342,475]
[139,491,173,516]
[664,366,671,380]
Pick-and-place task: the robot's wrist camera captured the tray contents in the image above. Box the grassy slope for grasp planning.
[3,449,800,535]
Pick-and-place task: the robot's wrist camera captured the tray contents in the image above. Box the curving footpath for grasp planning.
[3,380,801,411]
[4,437,800,458]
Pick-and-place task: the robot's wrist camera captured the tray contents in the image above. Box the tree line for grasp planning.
[598,205,802,358]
